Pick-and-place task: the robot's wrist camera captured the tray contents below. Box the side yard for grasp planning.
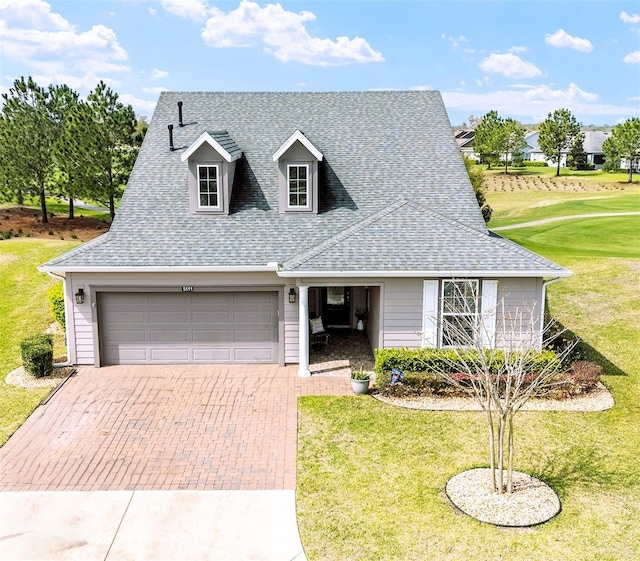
[0,239,81,444]
[296,177,640,560]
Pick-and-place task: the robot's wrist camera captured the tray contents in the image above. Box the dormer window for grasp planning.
[198,164,221,209]
[181,131,241,215]
[287,164,310,209]
[273,130,323,214]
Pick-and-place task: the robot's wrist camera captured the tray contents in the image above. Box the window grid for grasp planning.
[288,164,309,208]
[441,280,479,347]
[198,165,219,208]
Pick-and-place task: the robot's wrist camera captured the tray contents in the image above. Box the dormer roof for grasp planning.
[181,130,242,163]
[272,129,323,162]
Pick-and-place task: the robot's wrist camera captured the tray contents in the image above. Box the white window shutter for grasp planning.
[481,280,498,348]
[422,280,439,347]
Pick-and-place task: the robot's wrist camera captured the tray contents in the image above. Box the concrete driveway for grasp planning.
[0,364,352,560]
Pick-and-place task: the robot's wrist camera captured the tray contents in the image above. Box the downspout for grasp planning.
[540,277,562,350]
[46,271,72,366]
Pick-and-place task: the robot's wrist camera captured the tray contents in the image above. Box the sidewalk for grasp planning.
[0,490,307,561]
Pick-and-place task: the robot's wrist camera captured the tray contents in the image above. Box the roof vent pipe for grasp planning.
[168,124,175,151]
[178,101,184,127]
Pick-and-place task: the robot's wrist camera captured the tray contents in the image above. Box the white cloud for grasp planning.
[479,53,542,79]
[441,82,635,123]
[118,92,158,117]
[142,86,168,94]
[200,1,383,66]
[620,11,640,24]
[161,0,209,21]
[509,46,528,53]
[623,50,640,63]
[152,68,169,79]
[410,85,435,91]
[0,0,129,90]
[441,33,469,49]
[545,29,594,53]
[0,0,71,31]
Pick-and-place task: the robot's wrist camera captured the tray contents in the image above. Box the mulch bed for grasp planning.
[0,206,109,242]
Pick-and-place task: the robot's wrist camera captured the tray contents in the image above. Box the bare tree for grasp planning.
[422,281,576,494]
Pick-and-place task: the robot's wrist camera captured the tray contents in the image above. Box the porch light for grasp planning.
[289,288,296,304]
[75,288,85,305]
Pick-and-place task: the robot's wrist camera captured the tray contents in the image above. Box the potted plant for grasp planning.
[354,308,367,331]
[350,368,371,395]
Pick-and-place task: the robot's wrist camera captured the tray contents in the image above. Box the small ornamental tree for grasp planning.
[603,117,640,182]
[538,108,581,177]
[421,282,576,494]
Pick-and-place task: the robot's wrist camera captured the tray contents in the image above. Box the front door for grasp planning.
[322,287,351,328]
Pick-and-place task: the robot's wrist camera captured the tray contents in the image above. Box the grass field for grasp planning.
[296,173,640,560]
[0,239,80,445]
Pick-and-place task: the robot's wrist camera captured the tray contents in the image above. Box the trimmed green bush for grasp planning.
[524,161,549,167]
[48,282,65,330]
[21,334,54,378]
[375,347,560,375]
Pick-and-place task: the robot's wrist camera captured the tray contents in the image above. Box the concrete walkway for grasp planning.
[0,364,352,560]
[0,490,306,561]
[491,211,640,231]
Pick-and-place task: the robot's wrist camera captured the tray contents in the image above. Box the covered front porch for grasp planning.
[309,329,375,376]
[296,284,380,376]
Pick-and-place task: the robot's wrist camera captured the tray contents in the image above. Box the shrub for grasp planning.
[376,370,453,397]
[548,361,602,399]
[374,347,560,376]
[524,161,549,167]
[21,334,54,378]
[375,347,563,397]
[48,282,66,330]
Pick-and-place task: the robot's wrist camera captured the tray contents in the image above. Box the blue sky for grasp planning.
[1,0,639,126]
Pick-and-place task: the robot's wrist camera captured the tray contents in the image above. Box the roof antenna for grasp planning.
[168,124,175,151]
[178,101,184,127]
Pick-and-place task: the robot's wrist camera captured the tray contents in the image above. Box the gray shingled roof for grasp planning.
[43,91,568,277]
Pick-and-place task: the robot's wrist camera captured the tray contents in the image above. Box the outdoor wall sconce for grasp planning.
[75,288,85,305]
[289,288,296,304]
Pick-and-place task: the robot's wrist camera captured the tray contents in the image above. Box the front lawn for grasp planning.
[0,239,80,445]
[296,181,640,559]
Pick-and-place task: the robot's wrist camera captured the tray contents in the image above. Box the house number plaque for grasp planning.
[181,286,194,292]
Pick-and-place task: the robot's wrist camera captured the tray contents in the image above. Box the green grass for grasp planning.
[498,217,640,259]
[485,165,638,184]
[1,197,112,222]
[488,189,640,227]
[297,182,640,560]
[0,238,80,445]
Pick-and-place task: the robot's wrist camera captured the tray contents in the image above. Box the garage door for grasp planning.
[98,291,279,364]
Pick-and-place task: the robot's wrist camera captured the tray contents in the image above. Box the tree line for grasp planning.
[0,77,147,223]
[470,108,640,182]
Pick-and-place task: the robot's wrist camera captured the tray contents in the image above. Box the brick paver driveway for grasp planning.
[0,365,351,491]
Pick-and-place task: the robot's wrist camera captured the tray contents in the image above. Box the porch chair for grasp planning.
[309,316,329,349]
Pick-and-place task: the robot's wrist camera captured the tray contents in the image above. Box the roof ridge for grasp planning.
[282,199,409,269]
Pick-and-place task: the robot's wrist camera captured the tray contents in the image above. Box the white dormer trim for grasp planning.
[272,130,323,162]
[181,131,235,163]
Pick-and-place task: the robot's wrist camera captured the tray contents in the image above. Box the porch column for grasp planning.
[298,285,311,377]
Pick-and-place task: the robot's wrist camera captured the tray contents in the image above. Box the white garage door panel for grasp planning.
[99,291,278,364]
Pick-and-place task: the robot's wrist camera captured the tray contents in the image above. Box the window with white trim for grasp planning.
[197,164,220,209]
[441,280,479,347]
[287,164,310,209]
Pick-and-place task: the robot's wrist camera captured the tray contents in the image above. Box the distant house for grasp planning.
[582,131,611,169]
[40,91,569,375]
[455,129,477,159]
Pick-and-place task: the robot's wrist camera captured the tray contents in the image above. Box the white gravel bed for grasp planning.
[446,468,561,526]
[5,365,75,389]
[373,382,614,412]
